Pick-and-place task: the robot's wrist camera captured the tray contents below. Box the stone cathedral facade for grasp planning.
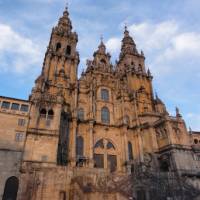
[1,7,200,200]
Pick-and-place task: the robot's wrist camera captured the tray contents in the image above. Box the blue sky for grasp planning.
[0,0,200,130]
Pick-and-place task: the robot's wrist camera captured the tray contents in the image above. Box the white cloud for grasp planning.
[163,32,200,59]
[186,113,200,131]
[105,20,200,76]
[106,20,200,60]
[0,23,43,73]
[106,37,121,54]
[129,21,179,51]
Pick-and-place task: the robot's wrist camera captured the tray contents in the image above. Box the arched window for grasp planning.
[101,89,109,101]
[194,139,198,144]
[94,139,104,148]
[66,45,71,55]
[76,136,84,157]
[107,142,115,150]
[3,176,19,200]
[40,108,47,118]
[101,107,110,124]
[47,109,54,119]
[56,42,61,52]
[128,142,134,160]
[77,108,84,121]
[94,139,117,172]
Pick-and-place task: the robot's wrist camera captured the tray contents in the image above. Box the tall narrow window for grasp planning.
[101,107,110,124]
[3,176,19,200]
[128,142,134,160]
[66,45,71,55]
[94,154,104,168]
[40,108,47,118]
[59,191,66,200]
[77,108,84,121]
[56,42,61,52]
[57,112,70,166]
[47,109,54,120]
[108,155,117,172]
[76,136,84,157]
[101,89,109,101]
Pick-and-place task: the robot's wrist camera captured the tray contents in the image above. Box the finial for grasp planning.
[124,23,129,37]
[124,22,128,31]
[63,0,69,15]
[147,68,151,76]
[100,34,104,43]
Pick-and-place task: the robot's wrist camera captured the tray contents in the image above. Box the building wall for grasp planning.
[0,96,29,199]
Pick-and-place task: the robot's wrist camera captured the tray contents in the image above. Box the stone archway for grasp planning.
[2,176,19,200]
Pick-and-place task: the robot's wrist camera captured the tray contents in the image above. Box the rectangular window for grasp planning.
[15,133,24,142]
[18,119,26,126]
[108,155,117,172]
[11,103,20,110]
[94,154,104,168]
[1,101,10,109]
[20,104,29,112]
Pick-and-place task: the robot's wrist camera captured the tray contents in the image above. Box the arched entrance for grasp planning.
[2,176,19,200]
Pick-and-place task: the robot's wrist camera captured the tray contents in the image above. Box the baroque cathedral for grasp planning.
[1,6,200,200]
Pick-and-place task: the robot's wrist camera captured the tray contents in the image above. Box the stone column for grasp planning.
[69,118,77,167]
[88,121,94,167]
[122,126,129,172]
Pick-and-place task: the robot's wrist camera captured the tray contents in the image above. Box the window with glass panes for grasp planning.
[1,101,10,109]
[101,89,109,101]
[20,104,29,112]
[11,103,20,110]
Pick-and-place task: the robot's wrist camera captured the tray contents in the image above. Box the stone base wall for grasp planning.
[0,150,22,199]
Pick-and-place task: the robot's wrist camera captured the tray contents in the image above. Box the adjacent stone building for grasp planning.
[1,6,200,200]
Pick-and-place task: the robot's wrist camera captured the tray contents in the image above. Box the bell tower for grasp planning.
[42,6,79,85]
[22,6,79,167]
[116,26,154,114]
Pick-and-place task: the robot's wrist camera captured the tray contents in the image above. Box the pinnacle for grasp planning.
[99,35,105,47]
[124,24,130,37]
[63,4,69,16]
